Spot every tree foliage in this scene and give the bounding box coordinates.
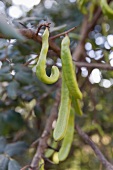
[0,0,113,170]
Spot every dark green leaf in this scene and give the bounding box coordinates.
[0,137,7,153]
[0,15,25,40]
[0,73,12,82]
[34,105,42,117]
[13,64,32,72]
[7,81,20,99]
[0,154,9,170]
[0,66,11,73]
[8,159,21,170]
[0,50,7,60]
[0,110,24,135]
[0,100,6,107]
[15,71,33,85]
[4,141,28,157]
[17,42,32,55]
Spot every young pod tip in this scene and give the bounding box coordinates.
[62,35,70,46]
[43,27,49,39]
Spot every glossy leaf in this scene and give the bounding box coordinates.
[0,137,7,153]
[0,110,24,135]
[4,141,28,157]
[0,73,12,82]
[8,159,21,170]
[0,154,9,170]
[15,71,33,85]
[7,81,20,99]
[0,15,25,40]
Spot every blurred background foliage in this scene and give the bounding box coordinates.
[0,0,113,169]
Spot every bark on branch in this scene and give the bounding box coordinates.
[74,61,113,71]
[76,125,113,170]
[29,90,60,170]
[0,29,60,56]
[72,6,102,61]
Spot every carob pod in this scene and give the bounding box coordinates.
[61,35,82,100]
[58,107,75,161]
[36,28,59,84]
[53,73,71,141]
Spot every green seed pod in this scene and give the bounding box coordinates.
[77,0,88,14]
[53,73,71,141]
[100,0,113,19]
[88,2,96,21]
[72,97,83,116]
[36,28,59,84]
[58,107,75,161]
[61,35,82,100]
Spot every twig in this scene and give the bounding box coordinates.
[31,139,40,148]
[0,28,60,56]
[73,61,113,70]
[38,86,59,102]
[20,29,60,56]
[29,90,60,170]
[19,22,28,28]
[72,6,102,61]
[76,124,113,170]
[17,17,42,23]
[13,130,26,142]
[36,22,51,35]
[47,145,59,152]
[50,26,77,40]
[21,165,30,170]
[23,57,37,66]
[43,156,55,165]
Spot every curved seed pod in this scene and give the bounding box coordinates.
[100,0,113,18]
[72,97,83,116]
[53,73,71,141]
[61,35,82,100]
[36,28,59,84]
[58,107,75,161]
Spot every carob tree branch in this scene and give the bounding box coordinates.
[24,56,113,71]
[50,26,77,40]
[0,26,77,57]
[72,16,88,61]
[19,29,61,56]
[74,61,113,70]
[29,89,60,170]
[72,7,102,61]
[0,29,60,56]
[76,125,113,170]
